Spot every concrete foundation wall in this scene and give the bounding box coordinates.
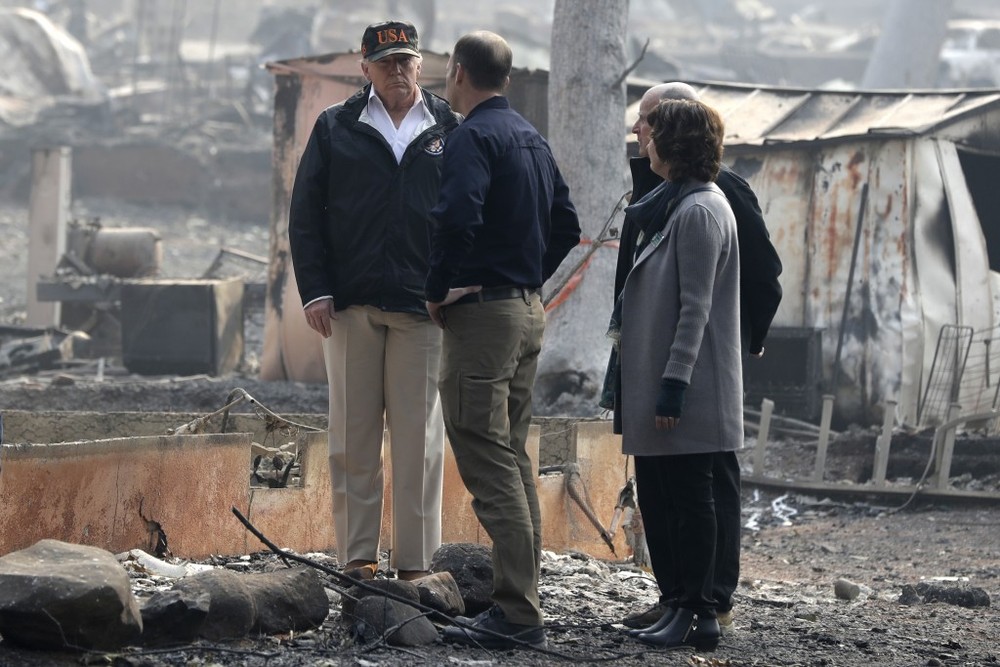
[1,433,259,557]
[0,412,631,561]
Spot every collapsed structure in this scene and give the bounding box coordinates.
[669,82,1000,426]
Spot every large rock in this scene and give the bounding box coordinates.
[415,571,465,617]
[0,539,142,650]
[243,567,329,634]
[172,569,255,640]
[140,589,211,647]
[340,579,419,625]
[898,583,991,608]
[352,597,438,647]
[833,578,861,601]
[168,567,330,642]
[430,543,494,615]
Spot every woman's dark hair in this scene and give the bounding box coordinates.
[452,31,512,91]
[647,99,725,182]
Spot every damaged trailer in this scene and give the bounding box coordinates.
[668,82,1000,427]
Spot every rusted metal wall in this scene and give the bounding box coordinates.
[0,432,338,559]
[731,134,996,425]
[682,83,1000,426]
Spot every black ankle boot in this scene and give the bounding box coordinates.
[637,608,720,651]
[626,605,677,637]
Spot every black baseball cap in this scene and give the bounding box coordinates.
[361,21,420,62]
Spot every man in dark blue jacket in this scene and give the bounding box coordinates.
[425,31,580,651]
[288,20,459,583]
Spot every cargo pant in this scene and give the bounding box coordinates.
[438,290,546,626]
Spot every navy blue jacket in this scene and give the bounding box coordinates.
[425,96,580,301]
[288,85,460,315]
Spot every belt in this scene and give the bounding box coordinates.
[451,286,540,306]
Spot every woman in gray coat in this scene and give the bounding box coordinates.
[617,99,742,651]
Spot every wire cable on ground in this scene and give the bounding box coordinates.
[231,507,660,662]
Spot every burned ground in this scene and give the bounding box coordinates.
[0,491,996,666]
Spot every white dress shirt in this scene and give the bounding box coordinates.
[360,86,436,163]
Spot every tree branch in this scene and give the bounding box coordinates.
[613,38,649,89]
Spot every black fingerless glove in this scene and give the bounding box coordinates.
[655,378,688,418]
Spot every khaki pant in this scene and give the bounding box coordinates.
[322,306,444,571]
[439,293,546,626]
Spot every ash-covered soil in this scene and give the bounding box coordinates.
[0,373,330,416]
[0,492,997,667]
[0,195,308,414]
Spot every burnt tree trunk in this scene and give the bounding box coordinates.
[537,0,629,416]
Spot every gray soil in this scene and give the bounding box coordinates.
[0,492,997,666]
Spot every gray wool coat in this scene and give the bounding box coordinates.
[619,181,744,457]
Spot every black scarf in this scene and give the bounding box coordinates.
[630,179,681,261]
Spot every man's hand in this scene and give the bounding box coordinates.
[425,286,483,329]
[304,299,337,338]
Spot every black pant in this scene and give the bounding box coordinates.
[635,450,741,615]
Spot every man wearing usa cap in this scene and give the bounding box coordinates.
[288,20,461,582]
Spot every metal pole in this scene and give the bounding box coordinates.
[207,0,221,94]
[831,182,869,395]
[131,0,147,110]
[164,0,187,119]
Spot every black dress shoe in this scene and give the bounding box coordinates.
[637,608,720,652]
[442,605,546,650]
[626,605,677,637]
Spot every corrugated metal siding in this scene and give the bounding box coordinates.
[731,150,814,325]
[858,140,912,423]
[909,139,955,425]
[691,84,1000,423]
[628,83,1000,148]
[733,136,940,424]
[938,139,996,416]
[805,145,872,331]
